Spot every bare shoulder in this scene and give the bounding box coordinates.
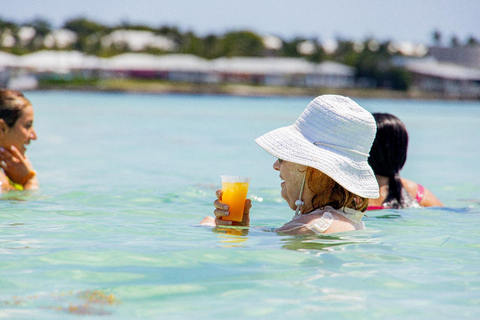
[324,211,357,234]
[421,188,444,207]
[276,212,330,235]
[400,177,418,196]
[401,177,443,207]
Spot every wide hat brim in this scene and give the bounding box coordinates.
[255,124,379,199]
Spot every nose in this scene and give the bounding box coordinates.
[30,127,37,140]
[273,159,280,171]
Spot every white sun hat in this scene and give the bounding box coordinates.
[255,94,379,199]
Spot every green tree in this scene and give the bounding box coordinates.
[450,35,460,47]
[26,18,51,37]
[0,17,18,52]
[218,31,264,57]
[116,22,154,32]
[432,29,442,46]
[157,25,183,48]
[330,39,355,63]
[280,37,307,58]
[384,67,411,91]
[179,31,204,56]
[0,17,16,30]
[23,18,51,50]
[63,17,107,36]
[466,35,479,46]
[304,45,326,63]
[63,17,108,53]
[337,38,401,89]
[201,34,222,59]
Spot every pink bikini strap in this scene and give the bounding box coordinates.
[416,184,425,204]
[366,206,384,211]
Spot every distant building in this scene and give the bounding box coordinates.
[1,50,356,90]
[6,73,38,91]
[17,27,37,46]
[101,30,177,52]
[403,58,480,99]
[101,53,212,82]
[0,51,18,69]
[211,57,312,86]
[307,61,355,88]
[101,53,168,78]
[44,29,78,49]
[429,46,480,69]
[392,46,480,99]
[0,29,16,48]
[211,57,355,88]
[0,51,18,87]
[0,51,39,90]
[101,54,355,88]
[17,50,101,74]
[157,55,214,83]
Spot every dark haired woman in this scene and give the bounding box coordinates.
[367,113,442,210]
[0,89,38,191]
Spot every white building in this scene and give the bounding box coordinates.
[101,52,162,77]
[101,30,177,52]
[404,58,480,99]
[156,54,213,83]
[429,46,480,69]
[44,29,78,49]
[0,51,18,70]
[307,61,355,88]
[101,53,212,82]
[1,29,16,48]
[2,50,357,89]
[17,50,101,74]
[211,57,355,87]
[0,51,39,90]
[211,57,312,86]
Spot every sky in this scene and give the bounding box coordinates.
[2,0,480,45]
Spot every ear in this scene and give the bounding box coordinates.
[0,119,8,138]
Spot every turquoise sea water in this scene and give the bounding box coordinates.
[1,91,480,319]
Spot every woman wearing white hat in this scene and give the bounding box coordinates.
[201,95,379,234]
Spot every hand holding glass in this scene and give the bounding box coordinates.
[220,175,250,222]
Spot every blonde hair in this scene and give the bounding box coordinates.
[305,167,369,212]
[0,89,32,127]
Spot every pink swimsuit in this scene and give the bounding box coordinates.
[367,184,425,211]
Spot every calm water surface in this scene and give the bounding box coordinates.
[1,91,480,319]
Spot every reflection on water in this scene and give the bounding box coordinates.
[280,233,378,252]
[0,289,119,317]
[213,226,249,247]
[209,224,382,252]
[0,190,35,201]
[372,213,402,219]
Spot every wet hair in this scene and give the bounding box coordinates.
[368,113,409,208]
[306,167,369,212]
[0,89,32,127]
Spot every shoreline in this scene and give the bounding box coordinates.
[31,79,478,101]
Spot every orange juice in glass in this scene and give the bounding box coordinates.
[220,175,250,222]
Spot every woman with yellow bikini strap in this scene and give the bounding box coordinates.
[0,89,39,192]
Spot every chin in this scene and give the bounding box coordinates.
[281,194,296,210]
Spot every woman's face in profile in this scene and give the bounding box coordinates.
[273,159,307,210]
[1,105,37,155]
